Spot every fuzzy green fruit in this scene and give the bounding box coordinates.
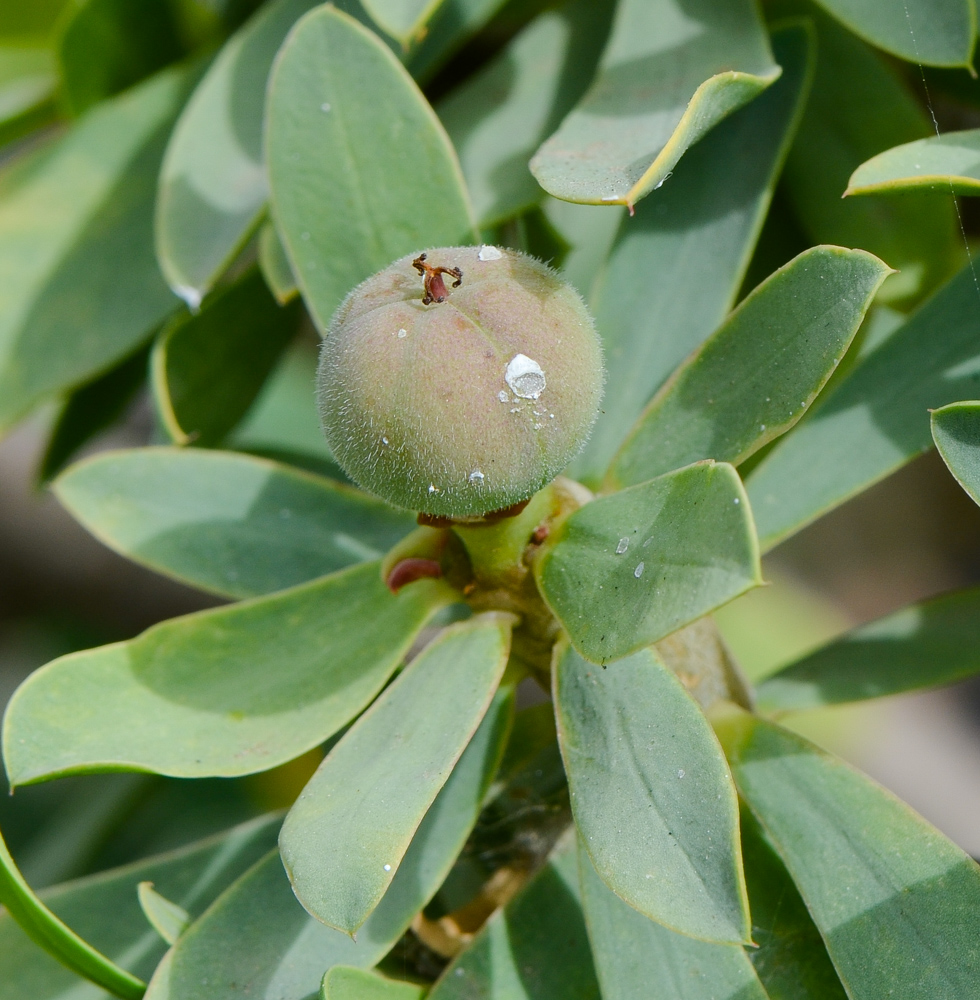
[317,246,603,517]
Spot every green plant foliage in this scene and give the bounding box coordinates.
[555,643,747,944]
[0,814,280,1000]
[739,811,848,999]
[745,262,980,550]
[606,246,890,489]
[429,833,601,1000]
[0,66,184,434]
[933,399,980,502]
[56,0,184,117]
[530,0,780,207]
[53,448,414,598]
[136,883,190,945]
[403,0,509,83]
[37,342,149,483]
[846,129,980,196]
[322,966,425,1000]
[266,4,476,331]
[810,0,975,67]
[149,690,512,1000]
[570,23,814,484]
[757,586,980,711]
[438,0,614,227]
[721,711,980,1000]
[536,462,761,664]
[258,220,298,303]
[361,0,446,46]
[775,0,960,305]
[281,615,513,933]
[0,45,56,144]
[2,563,452,783]
[156,0,318,306]
[151,269,301,448]
[578,842,769,1000]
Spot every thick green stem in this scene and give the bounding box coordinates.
[0,825,146,998]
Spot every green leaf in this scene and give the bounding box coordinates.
[744,261,980,551]
[361,0,446,46]
[2,561,451,783]
[151,269,301,448]
[810,0,975,67]
[149,690,513,1000]
[281,614,512,933]
[0,66,185,435]
[38,342,149,484]
[933,400,980,503]
[437,0,614,227]
[322,966,424,1000]
[266,4,476,332]
[429,832,600,1000]
[155,0,319,306]
[756,585,980,712]
[555,643,748,944]
[529,0,780,207]
[740,810,848,1000]
[578,840,768,1000]
[719,710,980,1000]
[570,23,814,485]
[403,0,508,84]
[775,1,960,305]
[0,44,56,142]
[606,246,890,490]
[846,129,980,196]
[53,447,414,598]
[56,0,184,117]
[0,813,280,1000]
[258,219,299,304]
[536,462,761,664]
[137,883,190,945]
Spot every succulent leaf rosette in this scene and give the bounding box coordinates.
[1,2,980,1000]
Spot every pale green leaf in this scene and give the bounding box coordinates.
[0,66,184,434]
[322,966,424,1000]
[266,4,476,332]
[570,24,814,484]
[529,0,780,207]
[535,462,761,664]
[428,832,601,1000]
[404,0,509,84]
[2,562,452,783]
[0,814,280,1000]
[774,0,960,305]
[847,129,980,196]
[606,246,890,489]
[258,219,299,304]
[720,711,980,1000]
[756,585,980,711]
[151,269,301,448]
[745,262,980,551]
[437,0,614,227]
[281,615,512,933]
[933,400,980,504]
[740,810,848,1000]
[53,448,414,598]
[361,0,446,46]
[136,883,190,945]
[578,841,768,1000]
[555,643,748,944]
[811,0,975,67]
[0,44,56,138]
[155,0,319,305]
[148,690,513,1000]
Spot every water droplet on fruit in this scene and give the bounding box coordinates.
[478,245,503,261]
[616,537,629,554]
[505,354,546,399]
[634,562,645,578]
[381,436,389,445]
[468,469,484,485]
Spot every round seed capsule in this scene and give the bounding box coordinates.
[317,246,603,517]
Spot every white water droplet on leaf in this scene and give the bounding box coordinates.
[383,864,391,871]
[616,537,629,554]
[478,245,503,261]
[505,354,546,399]
[321,102,331,112]
[634,562,644,578]
[173,284,203,312]
[677,769,685,779]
